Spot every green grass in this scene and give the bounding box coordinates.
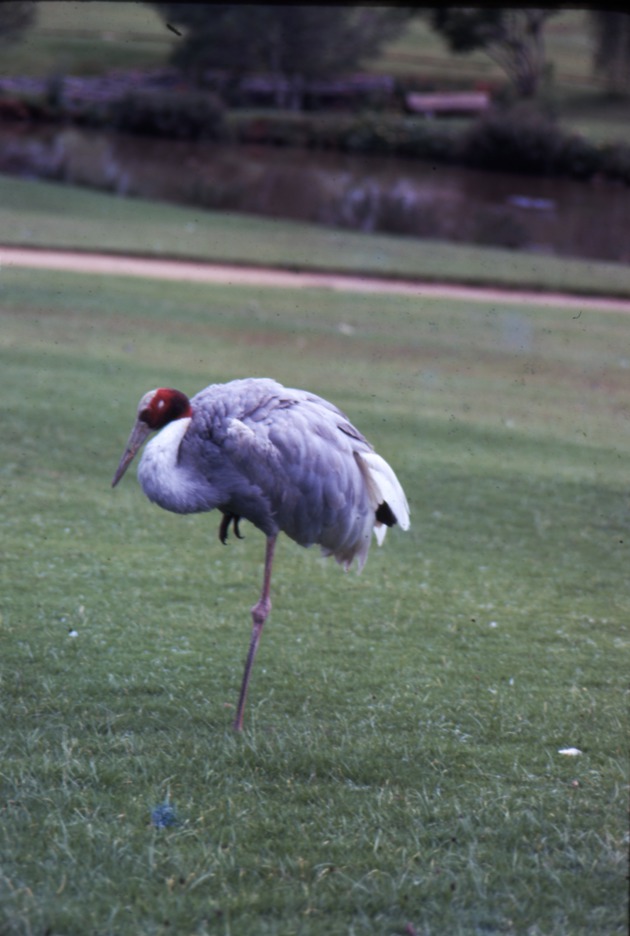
[1,1,171,76]
[1,264,628,935]
[3,173,630,300]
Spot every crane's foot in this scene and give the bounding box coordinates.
[219,512,243,544]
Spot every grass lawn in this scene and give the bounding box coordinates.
[0,263,628,935]
[1,1,171,76]
[3,174,630,300]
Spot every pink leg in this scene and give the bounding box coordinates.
[233,535,277,732]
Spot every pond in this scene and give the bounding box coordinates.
[1,123,628,263]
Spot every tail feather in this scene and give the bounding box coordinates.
[355,451,410,545]
[322,452,409,571]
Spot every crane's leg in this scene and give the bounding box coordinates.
[233,534,277,732]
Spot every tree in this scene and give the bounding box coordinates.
[0,0,36,45]
[588,11,630,97]
[426,8,558,98]
[150,4,411,108]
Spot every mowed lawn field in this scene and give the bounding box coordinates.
[3,175,630,300]
[0,259,628,934]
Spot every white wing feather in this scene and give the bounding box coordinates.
[355,451,410,546]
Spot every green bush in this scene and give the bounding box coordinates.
[108,88,225,140]
[555,132,600,179]
[231,107,630,183]
[459,106,564,175]
[228,111,459,161]
[459,105,612,181]
[337,114,457,160]
[229,111,323,148]
[392,118,459,161]
[600,141,630,185]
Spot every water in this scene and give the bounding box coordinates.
[1,122,628,263]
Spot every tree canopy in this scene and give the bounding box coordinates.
[426,8,558,98]
[151,4,411,107]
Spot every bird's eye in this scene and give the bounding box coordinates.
[157,399,165,409]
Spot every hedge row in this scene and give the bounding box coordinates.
[107,89,225,140]
[2,87,630,185]
[107,92,630,185]
[227,108,630,185]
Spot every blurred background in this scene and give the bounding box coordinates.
[1,1,629,265]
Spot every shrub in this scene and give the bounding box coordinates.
[108,88,225,141]
[393,119,459,162]
[228,111,458,161]
[600,141,630,185]
[459,106,565,175]
[229,112,323,148]
[555,133,600,180]
[458,104,628,183]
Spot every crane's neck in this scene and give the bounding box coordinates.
[137,417,207,514]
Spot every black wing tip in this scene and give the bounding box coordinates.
[375,501,397,528]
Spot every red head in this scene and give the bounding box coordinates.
[137,388,192,430]
[112,388,192,487]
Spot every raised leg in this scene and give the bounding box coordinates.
[232,535,277,732]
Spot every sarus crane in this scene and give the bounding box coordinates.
[112,378,409,730]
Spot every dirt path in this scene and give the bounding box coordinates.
[1,245,630,313]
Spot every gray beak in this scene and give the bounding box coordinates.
[112,420,151,487]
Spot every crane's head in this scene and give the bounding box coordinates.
[112,388,192,487]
